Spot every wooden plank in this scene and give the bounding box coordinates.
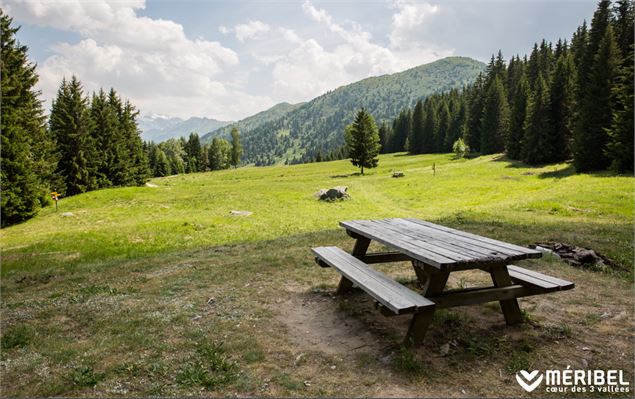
[389,219,510,261]
[312,247,434,314]
[403,218,541,257]
[507,265,574,290]
[367,220,481,262]
[337,235,371,294]
[429,285,536,308]
[340,220,456,269]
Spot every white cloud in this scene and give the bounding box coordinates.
[266,1,452,103]
[0,0,277,120]
[389,0,440,49]
[218,20,271,42]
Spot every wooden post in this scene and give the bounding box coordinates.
[405,308,435,346]
[490,265,523,325]
[432,163,436,176]
[336,234,371,294]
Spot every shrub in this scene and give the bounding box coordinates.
[452,138,470,158]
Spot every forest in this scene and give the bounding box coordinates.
[377,0,633,173]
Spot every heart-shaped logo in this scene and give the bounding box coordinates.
[516,370,544,392]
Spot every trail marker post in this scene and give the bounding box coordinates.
[51,192,60,211]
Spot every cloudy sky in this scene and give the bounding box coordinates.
[2,0,597,121]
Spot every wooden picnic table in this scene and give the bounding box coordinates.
[312,218,574,345]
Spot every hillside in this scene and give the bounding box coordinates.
[201,102,304,142]
[1,154,632,396]
[139,114,232,142]
[215,56,485,165]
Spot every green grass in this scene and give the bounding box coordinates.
[1,153,633,396]
[2,153,632,275]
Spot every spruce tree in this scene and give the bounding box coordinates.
[421,99,437,153]
[378,122,392,154]
[230,127,243,168]
[121,99,148,184]
[1,12,54,226]
[522,74,551,164]
[573,24,620,171]
[90,89,121,187]
[186,133,201,172]
[435,99,450,152]
[606,46,634,172]
[344,108,381,174]
[409,100,425,154]
[480,76,510,154]
[507,72,529,160]
[50,77,97,195]
[547,53,577,162]
[465,74,485,152]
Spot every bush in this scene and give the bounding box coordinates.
[452,138,470,158]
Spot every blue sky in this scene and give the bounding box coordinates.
[2,0,597,121]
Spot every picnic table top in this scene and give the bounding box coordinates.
[340,218,541,270]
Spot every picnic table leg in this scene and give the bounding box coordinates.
[336,235,371,294]
[405,308,435,347]
[405,262,448,345]
[489,265,523,325]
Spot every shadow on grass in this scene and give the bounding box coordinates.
[330,172,364,178]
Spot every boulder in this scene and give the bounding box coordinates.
[315,186,349,201]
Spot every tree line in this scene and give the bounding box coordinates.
[0,11,244,227]
[144,128,242,177]
[378,0,633,173]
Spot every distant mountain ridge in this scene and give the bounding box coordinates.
[204,56,486,165]
[201,101,303,143]
[139,114,232,142]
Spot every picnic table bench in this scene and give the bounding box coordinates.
[312,218,574,346]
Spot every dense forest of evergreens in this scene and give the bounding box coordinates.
[374,0,633,173]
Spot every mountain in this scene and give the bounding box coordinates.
[138,114,232,142]
[201,101,304,142]
[211,56,485,165]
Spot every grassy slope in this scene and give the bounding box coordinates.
[1,153,633,396]
[2,153,632,273]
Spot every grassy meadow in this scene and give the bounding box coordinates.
[1,153,633,396]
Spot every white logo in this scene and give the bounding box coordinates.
[516,370,544,392]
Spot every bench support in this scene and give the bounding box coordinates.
[489,265,523,325]
[336,236,371,294]
[405,308,436,346]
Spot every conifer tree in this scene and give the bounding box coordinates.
[50,76,97,195]
[186,132,201,172]
[1,12,55,226]
[465,74,485,152]
[435,99,450,152]
[230,127,243,168]
[344,108,381,174]
[90,89,121,187]
[120,99,148,184]
[606,44,634,172]
[522,74,551,164]
[378,122,392,153]
[408,100,425,153]
[507,72,529,160]
[573,23,620,171]
[421,98,437,153]
[480,76,509,154]
[547,53,577,162]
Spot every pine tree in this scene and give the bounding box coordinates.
[186,132,201,172]
[378,122,392,153]
[522,74,551,164]
[90,89,121,187]
[480,76,510,154]
[209,137,232,170]
[547,53,577,162]
[606,45,634,172]
[573,23,621,171]
[1,12,54,226]
[154,147,171,177]
[507,72,529,160]
[408,100,425,154]
[435,99,450,152]
[465,74,485,152]
[344,108,381,174]
[50,76,97,195]
[230,127,243,168]
[421,98,437,153]
[121,99,148,184]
